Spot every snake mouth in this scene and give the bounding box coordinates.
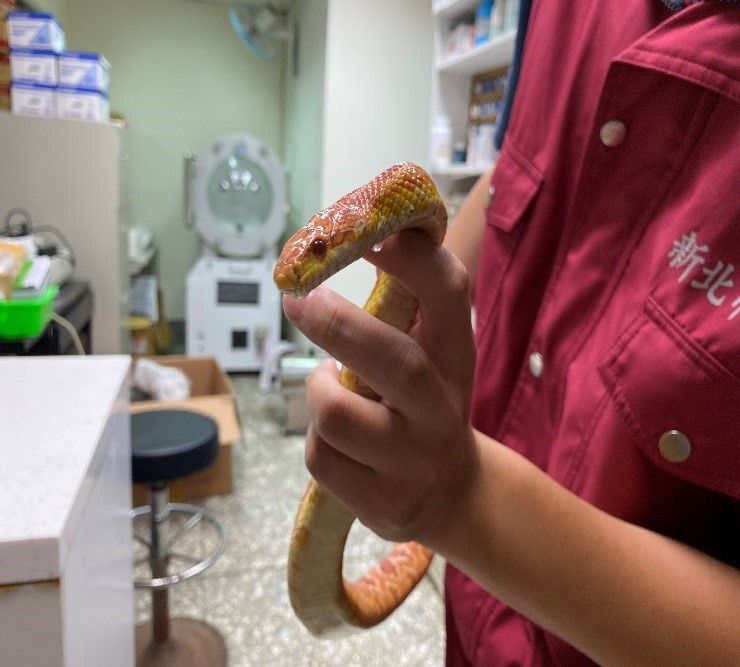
[279,283,316,299]
[273,268,298,293]
[274,266,325,298]
[274,240,370,298]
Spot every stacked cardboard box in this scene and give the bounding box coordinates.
[6,10,64,116]
[0,1,14,112]
[130,356,241,504]
[5,9,110,121]
[57,51,109,121]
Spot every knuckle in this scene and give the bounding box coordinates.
[305,367,320,394]
[312,389,348,439]
[385,494,423,535]
[304,431,327,479]
[446,257,470,300]
[397,343,429,388]
[321,299,350,346]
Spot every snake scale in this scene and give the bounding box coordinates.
[273,162,448,638]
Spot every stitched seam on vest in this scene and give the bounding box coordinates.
[549,85,718,435]
[645,297,739,381]
[597,313,653,444]
[621,45,740,104]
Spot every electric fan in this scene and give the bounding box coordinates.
[229,3,294,65]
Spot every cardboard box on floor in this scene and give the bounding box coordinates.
[130,356,241,505]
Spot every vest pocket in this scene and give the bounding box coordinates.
[598,296,740,500]
[485,142,544,232]
[475,142,544,339]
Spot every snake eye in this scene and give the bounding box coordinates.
[310,238,328,257]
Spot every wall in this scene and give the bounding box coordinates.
[320,0,434,307]
[31,0,433,330]
[282,0,327,237]
[40,0,285,319]
[280,0,433,350]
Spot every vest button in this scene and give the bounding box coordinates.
[599,120,627,147]
[658,430,691,463]
[528,352,544,378]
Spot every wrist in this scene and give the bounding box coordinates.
[427,431,531,587]
[420,425,488,553]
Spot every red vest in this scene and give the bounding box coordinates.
[446,3,740,664]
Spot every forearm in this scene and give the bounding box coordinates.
[442,168,492,297]
[434,430,740,666]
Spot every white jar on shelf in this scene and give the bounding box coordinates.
[475,123,496,166]
[430,116,452,169]
[466,124,479,166]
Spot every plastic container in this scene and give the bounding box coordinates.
[506,0,521,30]
[446,21,474,55]
[492,0,507,34]
[452,141,467,164]
[0,284,58,340]
[430,116,452,168]
[475,0,494,45]
[467,125,479,165]
[475,123,496,166]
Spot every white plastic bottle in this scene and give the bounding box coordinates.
[430,116,452,169]
[467,125,479,165]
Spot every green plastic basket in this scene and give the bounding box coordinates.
[0,285,59,340]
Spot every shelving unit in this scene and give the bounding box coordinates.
[433,0,481,20]
[433,163,490,179]
[429,1,516,202]
[436,30,515,75]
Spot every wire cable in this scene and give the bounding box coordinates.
[51,312,86,355]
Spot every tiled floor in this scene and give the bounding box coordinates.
[134,374,445,666]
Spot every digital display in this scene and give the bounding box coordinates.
[218,281,259,305]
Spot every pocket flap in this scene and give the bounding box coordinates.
[598,297,740,499]
[486,143,544,232]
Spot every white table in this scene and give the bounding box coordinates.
[0,356,134,666]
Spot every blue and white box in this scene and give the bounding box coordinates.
[9,49,58,85]
[6,12,66,53]
[57,86,109,122]
[58,52,110,92]
[10,82,57,117]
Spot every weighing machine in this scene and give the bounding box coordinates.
[185,134,286,371]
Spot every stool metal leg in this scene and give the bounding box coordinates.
[149,483,170,644]
[133,484,228,667]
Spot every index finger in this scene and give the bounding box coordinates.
[282,286,445,416]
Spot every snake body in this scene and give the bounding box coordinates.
[273,162,448,637]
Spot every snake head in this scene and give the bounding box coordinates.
[274,162,446,297]
[273,210,366,297]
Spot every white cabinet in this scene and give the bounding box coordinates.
[0,112,130,353]
[0,356,134,666]
[429,0,515,204]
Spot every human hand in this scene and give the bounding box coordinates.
[282,229,479,547]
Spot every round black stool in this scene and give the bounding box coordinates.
[131,410,227,667]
